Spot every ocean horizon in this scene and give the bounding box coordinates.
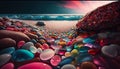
[0,14,84,21]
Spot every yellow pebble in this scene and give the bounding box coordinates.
[71,49,78,55]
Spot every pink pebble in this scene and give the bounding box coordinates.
[58,50,66,56]
[40,49,55,60]
[67,41,72,46]
[50,55,61,66]
[98,67,106,69]
[42,43,49,50]
[18,62,52,69]
[1,63,14,69]
[17,41,25,48]
[6,27,15,31]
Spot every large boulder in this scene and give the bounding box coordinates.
[76,2,120,32]
[0,30,30,43]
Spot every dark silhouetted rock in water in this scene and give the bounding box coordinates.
[76,2,120,32]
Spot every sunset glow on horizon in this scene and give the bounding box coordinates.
[61,1,116,14]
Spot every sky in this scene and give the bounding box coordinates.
[0,1,117,14]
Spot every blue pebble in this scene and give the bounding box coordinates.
[0,47,15,55]
[83,38,95,44]
[59,57,74,66]
[77,54,93,63]
[79,46,90,53]
[66,47,72,52]
[12,49,34,62]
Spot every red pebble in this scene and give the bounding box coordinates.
[67,41,72,46]
[100,39,109,46]
[17,41,25,48]
[88,49,99,55]
[1,62,14,69]
[41,43,49,50]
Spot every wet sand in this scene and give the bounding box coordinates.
[12,19,78,33]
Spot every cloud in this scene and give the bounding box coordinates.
[61,1,116,14]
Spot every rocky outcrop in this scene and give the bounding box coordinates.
[76,2,120,32]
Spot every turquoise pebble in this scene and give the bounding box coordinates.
[66,47,72,52]
[0,54,11,66]
[0,47,15,55]
[12,49,34,62]
[79,46,90,53]
[83,38,95,44]
[59,57,74,66]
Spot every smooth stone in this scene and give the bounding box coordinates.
[35,43,42,48]
[80,62,97,69]
[46,38,55,44]
[71,49,78,56]
[17,41,25,48]
[66,47,72,52]
[6,22,12,26]
[77,54,93,63]
[61,56,66,59]
[84,43,99,48]
[109,44,120,49]
[41,43,49,50]
[25,32,38,39]
[99,39,109,46]
[98,33,108,39]
[0,54,11,66]
[0,38,16,50]
[0,63,14,69]
[6,27,15,31]
[59,57,74,66]
[40,49,55,60]
[37,48,42,53]
[74,43,83,49]
[0,47,15,55]
[82,38,95,44]
[98,67,106,69]
[29,46,37,53]
[12,49,34,62]
[0,30,30,42]
[18,62,52,69]
[101,45,118,58]
[29,39,37,44]
[50,55,61,66]
[79,46,90,53]
[67,41,72,46]
[22,42,34,50]
[58,50,66,56]
[61,64,76,69]
[75,36,84,42]
[65,52,71,57]
[93,58,104,66]
[14,57,40,68]
[88,49,98,55]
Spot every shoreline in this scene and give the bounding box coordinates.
[11,19,78,33]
